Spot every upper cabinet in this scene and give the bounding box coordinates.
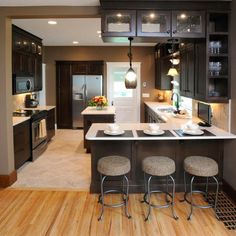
[137,10,205,38]
[101,10,136,38]
[12,25,43,94]
[172,11,205,38]
[137,11,171,37]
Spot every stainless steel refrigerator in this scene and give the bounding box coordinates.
[72,75,103,128]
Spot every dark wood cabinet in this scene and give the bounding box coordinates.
[56,63,72,129]
[144,104,165,123]
[12,25,43,94]
[56,61,104,129]
[179,43,195,98]
[155,44,172,90]
[46,108,56,141]
[101,10,136,38]
[83,114,115,152]
[13,120,31,169]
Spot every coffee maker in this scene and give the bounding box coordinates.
[25,94,39,108]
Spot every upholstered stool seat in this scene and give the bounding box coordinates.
[142,156,178,221]
[98,155,131,176]
[142,156,175,176]
[97,155,131,221]
[182,156,219,220]
[184,156,218,177]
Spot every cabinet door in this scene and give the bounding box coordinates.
[12,51,22,76]
[72,63,87,75]
[101,10,136,37]
[46,108,55,141]
[34,56,42,91]
[194,40,206,100]
[172,11,205,38]
[137,10,171,37]
[179,43,194,98]
[88,62,104,75]
[56,63,72,129]
[14,120,31,169]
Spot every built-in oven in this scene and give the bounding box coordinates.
[31,110,48,161]
[13,76,34,94]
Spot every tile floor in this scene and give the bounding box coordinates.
[11,129,91,190]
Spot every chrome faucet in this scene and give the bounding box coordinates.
[171,92,180,111]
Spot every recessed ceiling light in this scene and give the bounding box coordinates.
[97,30,101,34]
[150,13,155,18]
[73,41,79,44]
[117,13,122,17]
[48,20,57,25]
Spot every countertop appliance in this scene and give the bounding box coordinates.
[72,75,103,128]
[13,109,48,161]
[25,94,39,108]
[13,76,34,94]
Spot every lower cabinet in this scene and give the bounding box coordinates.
[145,104,165,123]
[46,108,56,141]
[13,120,31,169]
[83,114,115,152]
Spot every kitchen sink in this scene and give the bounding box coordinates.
[156,107,175,113]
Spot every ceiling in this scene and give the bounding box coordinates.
[13,18,155,46]
[0,0,100,6]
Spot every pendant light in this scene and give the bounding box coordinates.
[125,37,137,89]
[167,42,179,77]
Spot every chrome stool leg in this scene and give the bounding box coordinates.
[145,175,153,221]
[187,176,195,221]
[169,175,179,220]
[212,176,219,220]
[123,175,132,219]
[166,176,169,203]
[205,177,209,200]
[98,175,107,221]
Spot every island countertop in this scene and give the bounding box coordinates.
[86,123,236,141]
[81,106,116,115]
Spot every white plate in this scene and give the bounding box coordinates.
[143,129,165,136]
[104,130,125,136]
[182,129,204,135]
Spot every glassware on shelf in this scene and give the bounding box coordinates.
[209,61,222,76]
[209,41,222,54]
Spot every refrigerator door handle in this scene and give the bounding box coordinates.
[84,84,88,104]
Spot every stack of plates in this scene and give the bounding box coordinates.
[143,129,165,136]
[104,129,125,136]
[182,129,204,135]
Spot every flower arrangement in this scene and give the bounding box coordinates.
[88,96,108,109]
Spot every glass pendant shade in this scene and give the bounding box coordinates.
[125,37,137,89]
[167,67,179,77]
[125,67,137,88]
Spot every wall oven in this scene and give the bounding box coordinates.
[13,76,34,94]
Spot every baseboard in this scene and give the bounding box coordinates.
[223,179,236,203]
[0,170,17,187]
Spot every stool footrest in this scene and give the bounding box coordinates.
[143,190,173,209]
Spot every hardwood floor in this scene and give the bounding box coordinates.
[0,189,235,236]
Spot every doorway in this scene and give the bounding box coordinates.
[107,62,141,123]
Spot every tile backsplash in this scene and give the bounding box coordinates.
[12,93,28,111]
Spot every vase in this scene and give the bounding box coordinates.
[96,105,103,110]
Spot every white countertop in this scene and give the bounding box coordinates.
[86,123,236,141]
[86,102,236,140]
[24,105,56,111]
[12,117,30,126]
[81,106,116,115]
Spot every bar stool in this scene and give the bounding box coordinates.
[142,156,178,221]
[182,156,219,220]
[97,155,131,221]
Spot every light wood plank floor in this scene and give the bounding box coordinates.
[0,189,235,236]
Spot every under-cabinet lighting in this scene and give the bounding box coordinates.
[73,41,79,45]
[97,30,101,34]
[48,20,57,25]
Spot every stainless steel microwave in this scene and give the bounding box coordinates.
[13,76,34,94]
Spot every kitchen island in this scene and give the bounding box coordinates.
[81,106,116,152]
[86,122,236,193]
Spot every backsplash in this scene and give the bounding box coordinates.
[12,94,27,111]
[192,99,229,131]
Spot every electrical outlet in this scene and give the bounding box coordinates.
[142,93,150,98]
[143,82,147,88]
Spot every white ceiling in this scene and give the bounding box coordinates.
[0,0,100,6]
[13,18,155,46]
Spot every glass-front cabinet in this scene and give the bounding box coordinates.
[137,11,171,37]
[101,10,136,37]
[172,11,205,38]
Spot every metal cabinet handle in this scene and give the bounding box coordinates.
[166,30,170,34]
[172,30,177,34]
